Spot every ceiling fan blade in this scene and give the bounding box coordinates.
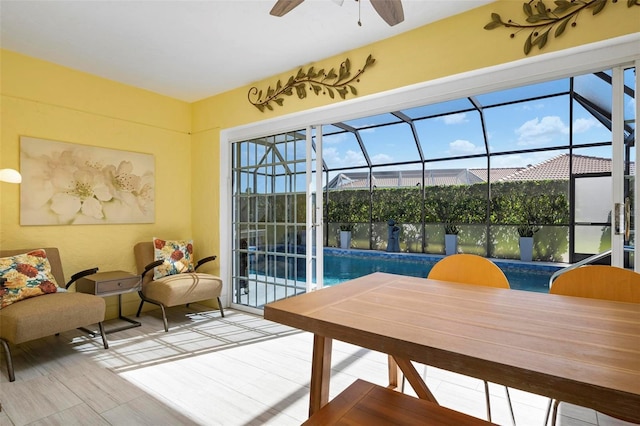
[270,0,305,17]
[370,0,404,26]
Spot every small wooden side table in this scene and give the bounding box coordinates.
[76,270,142,334]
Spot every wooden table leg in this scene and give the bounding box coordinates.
[393,355,438,403]
[387,354,401,390]
[309,335,332,417]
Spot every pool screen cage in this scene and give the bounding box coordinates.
[231,66,636,309]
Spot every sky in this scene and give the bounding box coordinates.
[234,67,636,193]
[319,68,636,174]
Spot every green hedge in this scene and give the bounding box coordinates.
[327,180,569,226]
[490,180,569,225]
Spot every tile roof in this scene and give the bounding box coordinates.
[498,154,629,181]
[327,154,632,189]
[469,168,523,182]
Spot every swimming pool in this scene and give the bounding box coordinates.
[323,249,564,293]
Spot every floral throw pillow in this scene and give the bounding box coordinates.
[153,238,195,279]
[0,249,60,309]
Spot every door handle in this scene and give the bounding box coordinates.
[625,196,631,241]
[615,202,624,235]
[614,198,631,239]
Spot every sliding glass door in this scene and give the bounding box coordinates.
[611,66,637,268]
[230,127,323,309]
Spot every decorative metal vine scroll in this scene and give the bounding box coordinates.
[248,55,375,112]
[485,0,639,55]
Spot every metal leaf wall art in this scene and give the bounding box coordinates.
[248,55,376,112]
[485,0,639,55]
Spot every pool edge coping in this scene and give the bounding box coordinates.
[324,248,568,272]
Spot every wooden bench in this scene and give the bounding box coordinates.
[302,379,494,425]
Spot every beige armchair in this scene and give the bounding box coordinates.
[134,241,224,332]
[0,247,108,382]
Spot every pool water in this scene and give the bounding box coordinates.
[323,251,562,293]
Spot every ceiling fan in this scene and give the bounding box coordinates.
[270,0,405,27]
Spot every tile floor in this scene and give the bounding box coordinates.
[0,306,633,426]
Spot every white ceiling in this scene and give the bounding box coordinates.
[0,0,492,102]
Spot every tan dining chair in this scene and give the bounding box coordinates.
[545,264,640,426]
[423,254,516,425]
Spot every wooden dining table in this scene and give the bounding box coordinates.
[263,272,640,421]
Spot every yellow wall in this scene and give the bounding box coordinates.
[190,2,639,236]
[191,0,639,132]
[1,0,638,318]
[0,50,194,316]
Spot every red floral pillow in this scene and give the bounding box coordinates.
[153,238,195,279]
[0,249,60,309]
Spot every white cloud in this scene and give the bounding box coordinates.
[448,139,483,156]
[572,117,598,133]
[521,103,545,111]
[343,149,366,165]
[370,153,394,164]
[437,113,467,125]
[323,133,350,145]
[323,148,367,168]
[516,115,568,145]
[627,97,637,115]
[322,146,340,163]
[491,154,524,168]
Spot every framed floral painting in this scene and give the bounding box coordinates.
[20,136,155,225]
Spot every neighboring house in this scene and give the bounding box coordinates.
[326,154,630,189]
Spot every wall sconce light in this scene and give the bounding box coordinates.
[0,168,22,184]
